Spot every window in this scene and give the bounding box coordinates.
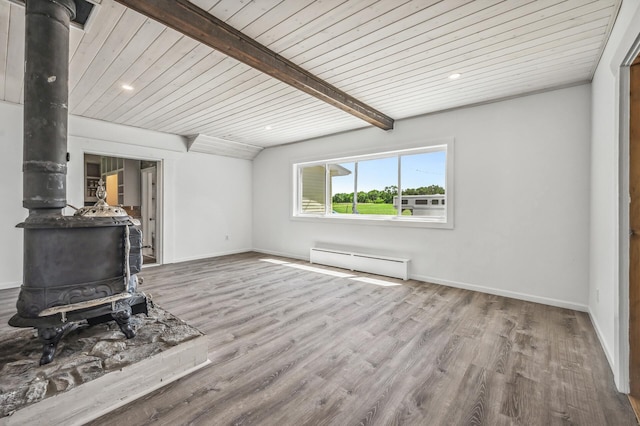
[293,141,453,227]
[330,162,354,214]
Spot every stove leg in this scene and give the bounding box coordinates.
[37,324,69,365]
[112,304,135,339]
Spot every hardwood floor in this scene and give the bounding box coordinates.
[0,252,636,425]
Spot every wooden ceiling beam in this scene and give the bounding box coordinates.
[113,0,394,130]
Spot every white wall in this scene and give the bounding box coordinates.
[171,151,252,262]
[0,103,25,289]
[589,0,640,392]
[253,85,592,311]
[0,100,253,288]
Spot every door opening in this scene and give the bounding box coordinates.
[140,164,158,264]
[628,53,640,415]
[83,154,161,266]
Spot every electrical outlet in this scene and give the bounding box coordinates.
[225,235,229,241]
[596,288,600,303]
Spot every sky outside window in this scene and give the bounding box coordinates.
[401,151,446,192]
[357,157,398,193]
[332,150,445,194]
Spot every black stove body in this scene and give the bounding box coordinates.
[8,0,148,365]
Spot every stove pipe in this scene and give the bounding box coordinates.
[23,0,75,218]
[11,0,147,365]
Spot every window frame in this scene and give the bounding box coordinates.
[291,138,454,229]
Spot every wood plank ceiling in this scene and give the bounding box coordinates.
[0,0,622,149]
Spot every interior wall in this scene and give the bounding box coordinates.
[0,100,253,288]
[0,103,25,289]
[589,0,640,392]
[253,84,592,311]
[171,150,253,263]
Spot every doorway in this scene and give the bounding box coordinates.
[83,154,161,266]
[629,53,640,413]
[140,162,158,264]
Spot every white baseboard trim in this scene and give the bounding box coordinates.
[252,248,310,262]
[3,249,588,312]
[170,248,253,264]
[588,308,617,381]
[407,273,589,312]
[0,281,20,290]
[252,249,588,312]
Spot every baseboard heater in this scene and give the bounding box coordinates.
[309,247,409,280]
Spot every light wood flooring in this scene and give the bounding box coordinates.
[0,252,636,425]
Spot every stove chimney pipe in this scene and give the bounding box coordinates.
[23,0,76,217]
[11,0,147,366]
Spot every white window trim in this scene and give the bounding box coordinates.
[291,138,454,229]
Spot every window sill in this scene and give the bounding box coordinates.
[291,214,453,229]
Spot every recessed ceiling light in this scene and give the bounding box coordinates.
[121,84,134,91]
[265,125,272,130]
[448,73,461,80]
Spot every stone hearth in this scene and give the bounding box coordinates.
[0,305,209,425]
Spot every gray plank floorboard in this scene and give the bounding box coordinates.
[0,252,635,425]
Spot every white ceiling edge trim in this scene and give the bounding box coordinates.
[186,133,263,161]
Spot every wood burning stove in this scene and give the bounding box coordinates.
[9,182,149,365]
[8,0,148,365]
